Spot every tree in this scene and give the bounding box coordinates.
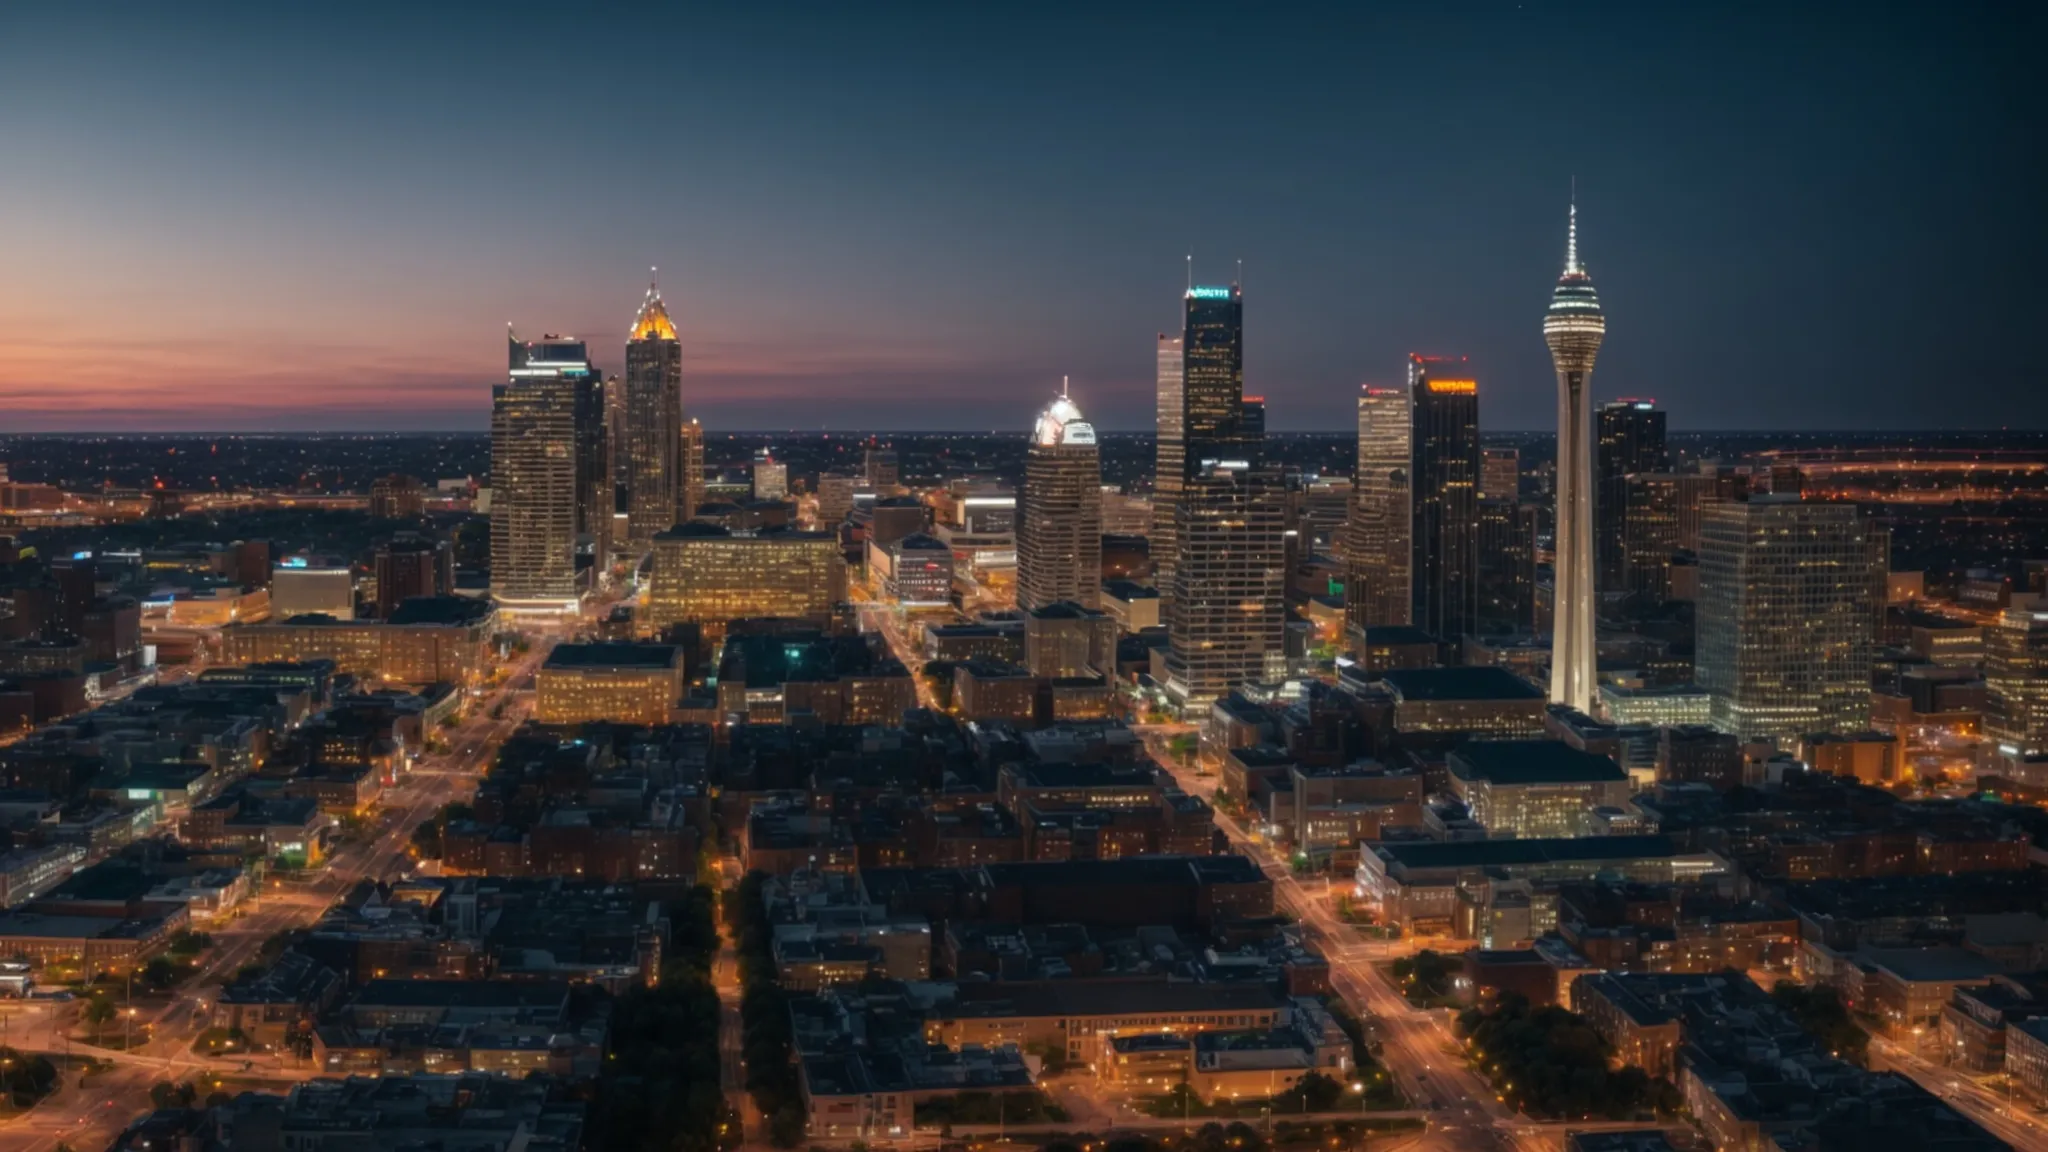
[144,957,185,991]
[167,931,212,958]
[83,996,117,1044]
[1772,981,1870,1065]
[1391,949,1458,1003]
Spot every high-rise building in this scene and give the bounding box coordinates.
[1545,203,1606,714]
[1481,448,1520,501]
[1409,356,1479,646]
[1620,472,1717,599]
[679,418,705,523]
[865,446,900,490]
[754,450,788,502]
[1344,385,1412,636]
[1165,460,1285,707]
[1017,387,1103,611]
[644,524,845,645]
[1150,334,1185,592]
[373,535,455,619]
[1154,284,1243,596]
[624,279,683,546]
[815,472,857,527]
[491,331,585,609]
[1597,400,1668,590]
[1986,608,2048,774]
[1475,499,1536,635]
[574,362,612,570]
[1696,497,1882,744]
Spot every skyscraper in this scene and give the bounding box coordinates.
[1545,202,1606,713]
[1166,460,1286,705]
[679,418,705,523]
[625,278,683,547]
[1696,496,1882,744]
[1985,608,2048,774]
[1151,334,1185,591]
[1596,400,1668,590]
[753,450,788,501]
[1475,498,1536,634]
[1408,355,1479,646]
[1017,385,1103,611]
[1481,447,1520,501]
[491,331,585,609]
[574,365,611,570]
[1344,385,1412,636]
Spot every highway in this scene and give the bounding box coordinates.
[1871,1034,2048,1150]
[0,637,556,1152]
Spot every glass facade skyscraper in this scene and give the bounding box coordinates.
[1408,355,1479,646]
[1018,388,1103,611]
[491,332,588,609]
[1344,385,1412,635]
[1597,399,1668,591]
[624,280,684,547]
[1696,496,1881,744]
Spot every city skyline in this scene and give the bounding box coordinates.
[2,3,2040,434]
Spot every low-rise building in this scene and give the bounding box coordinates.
[535,642,684,726]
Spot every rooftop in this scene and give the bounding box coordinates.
[543,642,681,671]
[1449,740,1627,786]
[1379,666,1544,702]
[1375,834,1686,873]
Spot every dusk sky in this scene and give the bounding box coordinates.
[1,2,2039,434]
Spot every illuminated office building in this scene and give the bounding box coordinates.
[1697,497,1881,744]
[1597,400,1668,591]
[1475,498,1536,634]
[1165,460,1286,708]
[536,642,684,726]
[1408,356,1479,645]
[574,368,611,568]
[644,524,845,644]
[1481,448,1519,501]
[372,535,454,619]
[490,331,586,609]
[882,533,955,607]
[815,473,857,527]
[625,277,684,546]
[679,418,705,523]
[1621,473,1717,599]
[1985,608,2048,773]
[1017,387,1103,611]
[1151,334,1185,592]
[754,450,788,502]
[1545,204,1606,713]
[1344,385,1411,635]
[222,596,497,688]
[272,563,355,620]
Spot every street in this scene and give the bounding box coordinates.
[0,637,556,1152]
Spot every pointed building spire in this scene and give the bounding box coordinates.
[1062,374,1070,399]
[1564,188,1583,276]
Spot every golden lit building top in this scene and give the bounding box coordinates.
[628,273,680,342]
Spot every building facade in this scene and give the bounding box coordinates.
[1017,390,1103,611]
[624,280,684,547]
[1165,460,1285,707]
[1696,497,1882,744]
[643,525,845,642]
[1408,355,1479,646]
[1596,400,1668,591]
[491,333,589,609]
[1344,385,1412,636]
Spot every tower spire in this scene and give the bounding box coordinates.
[1062,374,1070,399]
[1564,189,1582,276]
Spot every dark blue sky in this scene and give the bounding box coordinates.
[0,1,2039,432]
